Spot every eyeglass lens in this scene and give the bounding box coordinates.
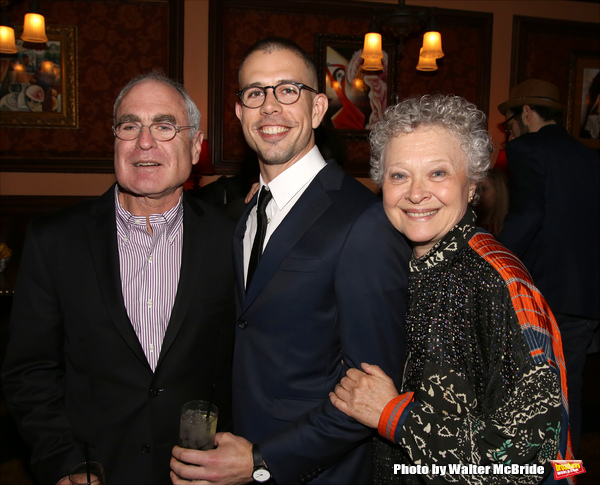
[114,122,179,141]
[240,83,312,108]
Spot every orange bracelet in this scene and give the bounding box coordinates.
[378,392,414,441]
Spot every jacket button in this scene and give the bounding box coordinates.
[149,387,162,397]
[141,444,151,454]
[238,320,248,329]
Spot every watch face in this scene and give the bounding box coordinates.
[253,468,271,482]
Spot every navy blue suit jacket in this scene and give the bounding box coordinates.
[2,186,236,484]
[232,161,411,484]
[498,124,600,319]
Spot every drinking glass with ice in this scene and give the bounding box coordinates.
[179,400,218,450]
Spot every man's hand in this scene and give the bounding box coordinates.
[170,432,253,484]
[329,362,399,429]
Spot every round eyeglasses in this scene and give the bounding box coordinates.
[112,122,194,142]
[237,82,318,109]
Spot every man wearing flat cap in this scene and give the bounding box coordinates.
[498,78,600,455]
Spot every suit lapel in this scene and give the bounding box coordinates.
[242,162,343,309]
[157,193,208,366]
[86,186,149,367]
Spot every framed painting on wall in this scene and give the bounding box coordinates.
[0,0,183,173]
[314,34,395,141]
[567,51,600,150]
[0,25,78,129]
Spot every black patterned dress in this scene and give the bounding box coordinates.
[372,209,572,485]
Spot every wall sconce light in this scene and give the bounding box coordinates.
[361,32,384,72]
[22,13,47,43]
[0,0,48,53]
[416,47,437,71]
[362,0,443,72]
[0,24,18,53]
[0,4,18,53]
[420,9,444,60]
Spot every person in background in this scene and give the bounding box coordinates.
[330,94,573,484]
[1,71,236,484]
[498,78,600,454]
[170,37,411,485]
[473,167,509,237]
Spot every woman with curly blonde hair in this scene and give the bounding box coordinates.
[331,94,573,484]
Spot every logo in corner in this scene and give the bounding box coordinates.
[551,460,586,480]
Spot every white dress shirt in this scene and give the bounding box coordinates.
[243,145,327,287]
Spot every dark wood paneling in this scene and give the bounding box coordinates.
[510,16,600,96]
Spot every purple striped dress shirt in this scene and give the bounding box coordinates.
[115,188,183,371]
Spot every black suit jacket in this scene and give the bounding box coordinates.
[232,161,411,484]
[1,186,236,484]
[498,124,600,319]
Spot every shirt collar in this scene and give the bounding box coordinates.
[258,145,327,211]
[114,185,184,240]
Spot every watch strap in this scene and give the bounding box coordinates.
[252,443,271,482]
[252,443,265,469]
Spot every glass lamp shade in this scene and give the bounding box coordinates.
[420,31,444,59]
[416,48,437,71]
[21,13,48,43]
[361,32,384,71]
[0,25,18,54]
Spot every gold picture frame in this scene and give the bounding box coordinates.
[0,24,78,129]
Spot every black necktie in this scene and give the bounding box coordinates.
[247,187,273,287]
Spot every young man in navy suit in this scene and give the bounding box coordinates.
[171,38,411,484]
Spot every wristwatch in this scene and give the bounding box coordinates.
[252,443,271,482]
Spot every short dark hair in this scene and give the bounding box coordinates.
[510,104,563,125]
[238,37,318,89]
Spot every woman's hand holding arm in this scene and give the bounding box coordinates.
[329,362,400,429]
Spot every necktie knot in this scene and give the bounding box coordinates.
[257,186,273,213]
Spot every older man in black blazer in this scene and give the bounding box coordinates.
[1,72,236,484]
[498,79,600,454]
